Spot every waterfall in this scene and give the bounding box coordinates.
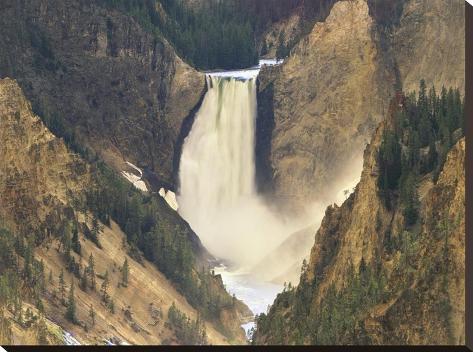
[177,73,290,267]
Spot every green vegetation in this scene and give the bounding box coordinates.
[0,227,60,343]
[87,254,97,291]
[59,270,66,305]
[99,0,258,70]
[378,82,464,223]
[100,270,110,304]
[84,162,234,323]
[121,258,129,287]
[167,302,207,345]
[253,259,388,345]
[98,0,336,69]
[65,280,77,323]
[89,304,96,327]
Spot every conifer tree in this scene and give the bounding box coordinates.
[36,314,49,345]
[87,254,96,290]
[121,258,129,287]
[101,270,109,303]
[80,266,88,292]
[89,304,96,327]
[63,224,72,261]
[109,299,115,314]
[66,279,76,323]
[71,225,81,255]
[59,269,66,305]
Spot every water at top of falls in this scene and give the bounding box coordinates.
[206,58,283,80]
[177,59,294,268]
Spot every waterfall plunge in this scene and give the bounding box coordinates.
[178,75,291,268]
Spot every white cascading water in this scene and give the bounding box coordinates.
[177,61,361,332]
[178,72,291,268]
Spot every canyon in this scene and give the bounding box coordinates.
[0,0,466,346]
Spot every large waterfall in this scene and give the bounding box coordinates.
[178,71,290,267]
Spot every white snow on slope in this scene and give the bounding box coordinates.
[121,161,148,192]
[159,188,179,211]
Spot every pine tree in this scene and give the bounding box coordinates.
[101,270,109,303]
[121,258,129,287]
[89,304,96,327]
[109,299,115,314]
[276,32,287,60]
[23,241,32,281]
[80,266,88,292]
[59,269,66,305]
[261,40,268,56]
[92,216,101,238]
[71,225,81,255]
[66,279,76,323]
[87,254,96,290]
[63,224,72,261]
[36,315,49,345]
[48,270,53,285]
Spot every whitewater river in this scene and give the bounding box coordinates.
[213,265,283,339]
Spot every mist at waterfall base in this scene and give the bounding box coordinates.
[176,61,363,325]
[177,74,300,269]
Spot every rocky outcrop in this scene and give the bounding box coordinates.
[256,0,394,210]
[259,13,303,58]
[255,0,465,212]
[393,0,465,94]
[0,0,205,189]
[0,78,90,234]
[257,0,337,58]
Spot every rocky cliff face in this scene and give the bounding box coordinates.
[256,0,464,211]
[253,98,465,344]
[0,0,205,189]
[257,0,337,58]
[0,78,90,234]
[256,0,394,210]
[392,0,465,94]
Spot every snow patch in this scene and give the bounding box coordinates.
[125,161,143,178]
[121,161,148,192]
[159,188,179,211]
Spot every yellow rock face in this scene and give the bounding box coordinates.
[0,78,90,231]
[258,0,394,210]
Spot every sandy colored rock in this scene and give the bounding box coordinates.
[256,0,394,210]
[256,0,465,212]
[393,0,465,94]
